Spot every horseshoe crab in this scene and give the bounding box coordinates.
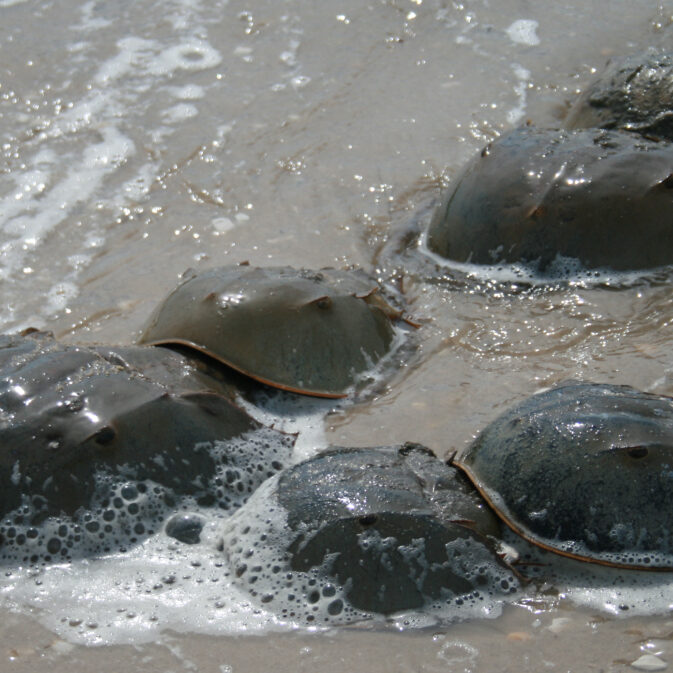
[140,265,406,398]
[565,49,673,141]
[426,126,673,273]
[219,444,518,622]
[0,331,293,562]
[452,381,673,569]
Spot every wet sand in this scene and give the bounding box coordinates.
[4,604,673,672]
[2,0,673,670]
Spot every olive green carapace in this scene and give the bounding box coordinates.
[453,381,673,569]
[139,266,399,397]
[0,331,261,519]
[426,127,673,273]
[565,49,673,141]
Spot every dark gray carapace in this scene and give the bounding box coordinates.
[220,444,518,621]
[565,48,673,141]
[427,127,673,274]
[453,381,673,569]
[0,331,292,530]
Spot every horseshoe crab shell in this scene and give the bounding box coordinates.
[452,381,673,569]
[565,49,673,141]
[220,444,518,621]
[139,266,402,398]
[0,331,292,525]
[426,126,673,273]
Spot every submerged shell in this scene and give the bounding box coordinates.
[0,331,292,525]
[565,49,673,141]
[426,127,673,273]
[139,266,400,398]
[220,444,518,621]
[453,381,673,569]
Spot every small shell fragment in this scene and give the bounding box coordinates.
[631,654,668,672]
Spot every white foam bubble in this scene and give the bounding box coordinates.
[46,281,79,314]
[149,40,222,75]
[166,84,206,100]
[279,39,301,68]
[1,528,285,646]
[418,228,663,288]
[506,64,531,125]
[45,91,117,138]
[94,37,158,85]
[0,425,295,644]
[163,103,199,123]
[436,640,480,667]
[73,0,113,31]
[503,529,673,617]
[505,19,540,46]
[235,390,333,463]
[164,0,225,31]
[119,162,159,203]
[212,217,235,234]
[351,320,414,394]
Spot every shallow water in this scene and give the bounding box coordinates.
[3,0,673,669]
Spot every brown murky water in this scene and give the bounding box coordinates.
[3,0,673,670]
